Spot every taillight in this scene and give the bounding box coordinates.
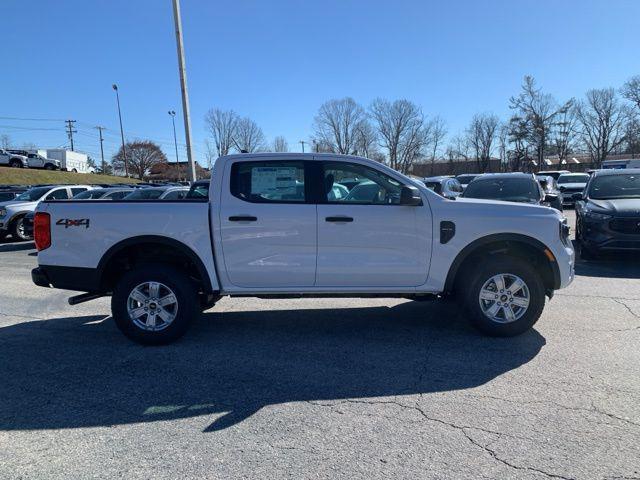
[34,212,51,251]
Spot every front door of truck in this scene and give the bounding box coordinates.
[219,159,317,288]
[315,161,431,287]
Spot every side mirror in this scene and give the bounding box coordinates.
[400,185,422,206]
[572,192,583,201]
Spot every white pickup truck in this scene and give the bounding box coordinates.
[31,153,574,344]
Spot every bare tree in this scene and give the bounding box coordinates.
[509,76,572,168]
[272,136,289,152]
[444,135,470,175]
[623,116,640,158]
[426,116,447,175]
[204,139,216,170]
[621,75,640,112]
[112,140,167,179]
[552,102,578,164]
[370,98,428,173]
[0,134,10,149]
[313,97,366,154]
[575,88,629,166]
[497,124,509,172]
[466,113,499,172]
[505,115,531,172]
[204,108,238,158]
[234,117,266,153]
[352,120,379,158]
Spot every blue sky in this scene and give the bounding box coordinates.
[2,0,639,165]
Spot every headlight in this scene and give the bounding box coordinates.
[559,218,571,245]
[0,208,6,217]
[584,210,612,221]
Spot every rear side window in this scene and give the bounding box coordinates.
[46,189,70,200]
[106,191,130,200]
[230,161,305,203]
[71,188,87,196]
[162,190,186,200]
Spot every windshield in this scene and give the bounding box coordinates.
[456,175,477,184]
[558,174,589,184]
[589,174,640,200]
[14,186,51,202]
[124,189,165,200]
[463,178,541,203]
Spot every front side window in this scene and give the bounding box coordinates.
[71,188,88,196]
[324,162,402,205]
[230,161,305,203]
[106,190,131,200]
[162,190,186,200]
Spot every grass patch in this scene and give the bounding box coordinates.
[0,168,139,186]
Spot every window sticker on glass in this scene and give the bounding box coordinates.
[251,167,298,196]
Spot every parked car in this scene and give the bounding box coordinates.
[0,185,92,240]
[455,174,481,190]
[31,153,574,345]
[73,188,134,200]
[537,170,570,180]
[25,152,61,170]
[0,149,29,168]
[574,169,640,259]
[461,173,561,211]
[557,173,590,206]
[601,158,640,170]
[0,186,28,202]
[422,176,463,199]
[185,180,210,199]
[535,176,563,211]
[123,186,189,200]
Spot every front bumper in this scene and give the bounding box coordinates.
[581,217,640,252]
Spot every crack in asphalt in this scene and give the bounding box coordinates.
[307,398,575,480]
[469,393,640,429]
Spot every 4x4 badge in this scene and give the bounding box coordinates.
[56,218,90,229]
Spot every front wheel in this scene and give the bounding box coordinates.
[9,159,23,168]
[112,264,199,345]
[11,216,31,241]
[44,163,55,170]
[464,256,545,337]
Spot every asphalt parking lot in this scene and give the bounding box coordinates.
[1,210,639,480]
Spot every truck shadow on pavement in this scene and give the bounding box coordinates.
[0,301,545,433]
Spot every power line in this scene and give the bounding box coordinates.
[0,116,65,122]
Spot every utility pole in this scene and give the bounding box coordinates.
[299,140,306,153]
[112,84,129,177]
[168,110,180,181]
[95,126,106,173]
[171,0,197,182]
[65,120,77,151]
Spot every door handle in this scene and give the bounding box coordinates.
[228,215,257,222]
[325,216,353,223]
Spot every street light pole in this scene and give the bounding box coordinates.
[168,111,179,163]
[112,84,129,177]
[171,0,196,182]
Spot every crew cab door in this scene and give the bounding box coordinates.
[316,160,431,287]
[219,159,317,288]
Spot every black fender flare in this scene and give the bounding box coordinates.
[444,233,561,293]
[97,235,214,293]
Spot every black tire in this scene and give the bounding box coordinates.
[9,159,23,168]
[463,255,545,337]
[11,216,31,241]
[44,163,55,170]
[112,264,199,345]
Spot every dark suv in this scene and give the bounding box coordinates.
[574,169,640,259]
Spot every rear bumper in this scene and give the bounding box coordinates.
[32,265,101,292]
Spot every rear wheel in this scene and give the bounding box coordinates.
[112,264,199,345]
[9,159,23,168]
[463,255,545,336]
